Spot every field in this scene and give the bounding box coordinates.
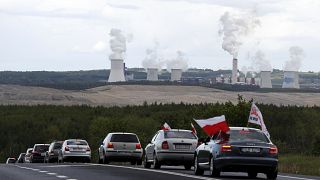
[279,154,320,176]
[0,84,319,106]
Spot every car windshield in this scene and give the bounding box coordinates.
[53,143,62,149]
[229,129,269,143]
[164,131,197,139]
[110,134,139,143]
[34,145,49,152]
[67,140,88,146]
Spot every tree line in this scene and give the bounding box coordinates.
[0,97,319,162]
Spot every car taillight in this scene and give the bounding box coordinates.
[65,146,70,151]
[162,141,169,149]
[269,146,278,154]
[221,144,232,152]
[86,147,91,151]
[136,143,141,149]
[107,143,114,149]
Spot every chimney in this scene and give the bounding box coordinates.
[108,58,126,82]
[232,58,238,84]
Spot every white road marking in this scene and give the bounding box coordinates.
[278,175,318,180]
[39,170,48,173]
[44,164,94,168]
[14,165,76,180]
[47,172,57,175]
[56,175,68,178]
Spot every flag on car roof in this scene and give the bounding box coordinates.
[161,122,171,131]
[194,115,230,136]
[191,122,197,135]
[248,103,270,138]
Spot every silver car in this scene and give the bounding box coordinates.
[98,133,143,165]
[144,129,198,169]
[58,139,91,163]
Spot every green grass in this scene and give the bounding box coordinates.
[279,154,320,176]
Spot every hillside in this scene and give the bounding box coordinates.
[0,84,319,106]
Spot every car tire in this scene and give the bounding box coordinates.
[194,155,204,175]
[130,160,136,165]
[184,163,192,170]
[103,155,109,164]
[153,153,161,169]
[144,155,151,168]
[98,151,103,164]
[266,170,278,180]
[137,159,143,166]
[209,157,220,177]
[248,171,258,179]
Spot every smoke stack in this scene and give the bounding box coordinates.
[147,68,158,81]
[171,69,182,81]
[282,71,300,89]
[108,59,125,82]
[260,71,272,88]
[232,58,238,84]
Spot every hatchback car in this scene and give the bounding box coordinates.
[30,144,50,163]
[24,148,33,163]
[6,158,16,164]
[144,129,198,169]
[194,127,278,179]
[98,133,143,165]
[58,139,91,163]
[17,153,26,163]
[44,141,63,163]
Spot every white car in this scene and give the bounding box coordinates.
[144,129,198,169]
[58,139,91,163]
[24,148,33,163]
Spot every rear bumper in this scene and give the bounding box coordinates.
[105,150,143,161]
[63,151,91,159]
[214,156,278,172]
[157,151,194,163]
[31,155,45,162]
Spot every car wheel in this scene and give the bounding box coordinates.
[248,171,258,179]
[266,170,278,180]
[130,160,136,165]
[153,153,161,169]
[184,163,192,170]
[137,159,143,166]
[144,154,151,168]
[194,155,204,175]
[209,157,220,177]
[98,152,103,164]
[103,155,109,164]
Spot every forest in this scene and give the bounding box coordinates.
[1,96,319,163]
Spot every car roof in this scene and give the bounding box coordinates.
[109,132,137,135]
[64,139,87,142]
[34,144,50,146]
[229,127,261,131]
[160,129,193,132]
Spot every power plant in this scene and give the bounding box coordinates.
[232,58,238,84]
[108,59,126,82]
[147,68,158,81]
[260,71,272,88]
[282,71,300,89]
[171,69,182,81]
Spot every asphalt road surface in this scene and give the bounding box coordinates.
[0,163,319,180]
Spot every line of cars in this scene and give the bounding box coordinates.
[6,127,278,179]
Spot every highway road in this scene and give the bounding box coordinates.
[0,163,319,180]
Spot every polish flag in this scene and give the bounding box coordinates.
[191,123,197,135]
[194,115,230,136]
[162,122,171,131]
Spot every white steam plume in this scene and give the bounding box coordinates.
[109,28,129,60]
[252,50,272,72]
[166,51,188,72]
[219,11,260,58]
[284,46,305,71]
[142,41,164,70]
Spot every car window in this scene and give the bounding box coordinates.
[151,132,159,142]
[164,131,197,139]
[34,145,49,152]
[67,140,88,145]
[53,143,62,149]
[229,129,270,143]
[110,134,139,143]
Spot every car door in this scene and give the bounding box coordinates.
[145,131,160,160]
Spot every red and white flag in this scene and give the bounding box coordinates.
[191,123,197,135]
[194,115,230,136]
[162,122,171,131]
[248,103,270,138]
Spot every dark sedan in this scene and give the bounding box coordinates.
[194,127,278,179]
[45,141,63,163]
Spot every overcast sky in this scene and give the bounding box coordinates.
[0,0,319,72]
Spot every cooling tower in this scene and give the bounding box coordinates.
[282,71,300,89]
[232,58,238,84]
[171,69,182,81]
[108,59,126,82]
[260,71,272,88]
[147,68,158,81]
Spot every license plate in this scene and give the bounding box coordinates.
[175,145,190,150]
[241,147,260,153]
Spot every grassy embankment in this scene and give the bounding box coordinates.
[279,154,320,176]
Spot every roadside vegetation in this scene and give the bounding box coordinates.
[0,96,319,175]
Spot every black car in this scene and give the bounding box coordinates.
[45,141,63,163]
[194,127,278,179]
[30,144,50,163]
[17,153,26,163]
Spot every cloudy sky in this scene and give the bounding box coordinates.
[0,0,319,72]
